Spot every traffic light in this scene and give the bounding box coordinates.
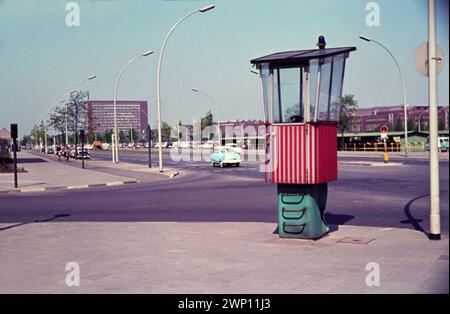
[10,124,18,139]
[79,129,85,141]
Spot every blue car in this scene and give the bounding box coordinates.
[210,147,241,167]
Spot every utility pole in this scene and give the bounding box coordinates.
[148,124,152,168]
[428,0,440,240]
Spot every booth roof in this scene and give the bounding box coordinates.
[250,47,356,66]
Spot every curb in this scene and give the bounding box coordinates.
[0,179,139,194]
[339,161,404,167]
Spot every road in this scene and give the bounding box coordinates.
[0,150,448,237]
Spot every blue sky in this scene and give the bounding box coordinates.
[0,0,448,135]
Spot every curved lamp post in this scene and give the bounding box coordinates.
[359,35,409,156]
[191,88,222,144]
[156,4,215,172]
[112,50,154,164]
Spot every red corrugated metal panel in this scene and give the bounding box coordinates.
[266,123,337,185]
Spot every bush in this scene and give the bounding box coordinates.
[0,151,14,173]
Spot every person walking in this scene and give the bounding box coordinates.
[56,145,61,162]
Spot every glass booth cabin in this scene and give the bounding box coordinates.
[251,47,356,185]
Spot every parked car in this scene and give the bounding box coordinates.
[210,147,241,167]
[425,137,449,152]
[76,150,90,160]
[46,147,55,154]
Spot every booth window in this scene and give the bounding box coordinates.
[329,55,346,121]
[258,53,348,124]
[272,67,304,123]
[260,64,271,122]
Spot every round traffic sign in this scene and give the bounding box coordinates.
[415,42,445,77]
[380,124,388,133]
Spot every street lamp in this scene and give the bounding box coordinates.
[191,88,222,145]
[156,4,215,172]
[359,35,409,156]
[112,50,154,164]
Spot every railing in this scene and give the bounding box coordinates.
[343,142,426,152]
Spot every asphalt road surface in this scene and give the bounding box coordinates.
[0,150,448,237]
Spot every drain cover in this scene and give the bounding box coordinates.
[336,237,375,245]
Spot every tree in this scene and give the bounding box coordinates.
[66,90,89,146]
[332,94,359,150]
[394,116,403,132]
[21,135,31,148]
[30,122,45,146]
[201,110,214,130]
[407,119,414,133]
[157,121,172,142]
[47,90,89,145]
[49,106,67,143]
[283,102,304,122]
[438,118,446,131]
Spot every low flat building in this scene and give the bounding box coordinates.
[352,105,449,132]
[0,128,12,152]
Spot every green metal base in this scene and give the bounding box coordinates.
[277,183,329,240]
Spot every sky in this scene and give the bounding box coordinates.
[0,0,449,136]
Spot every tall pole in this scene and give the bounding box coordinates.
[192,88,221,145]
[156,4,215,172]
[44,124,48,153]
[148,124,152,168]
[75,94,78,152]
[113,51,153,164]
[65,109,69,146]
[359,36,409,156]
[428,0,440,240]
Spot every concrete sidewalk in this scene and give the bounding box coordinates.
[0,151,139,193]
[0,221,447,294]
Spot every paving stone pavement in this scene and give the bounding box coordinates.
[0,221,447,293]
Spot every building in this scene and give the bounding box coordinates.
[84,100,148,135]
[0,128,12,153]
[352,105,449,132]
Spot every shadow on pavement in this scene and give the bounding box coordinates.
[0,214,71,232]
[17,158,48,164]
[401,190,448,238]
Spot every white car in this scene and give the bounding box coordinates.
[225,143,242,154]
